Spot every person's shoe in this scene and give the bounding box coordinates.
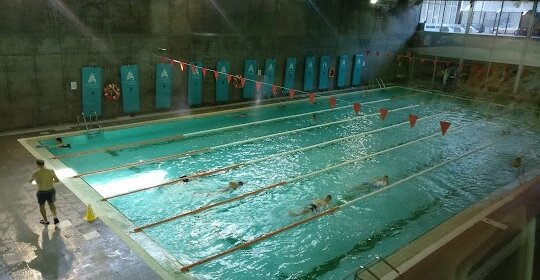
[53,218,60,224]
[40,219,50,225]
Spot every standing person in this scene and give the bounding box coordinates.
[29,159,60,225]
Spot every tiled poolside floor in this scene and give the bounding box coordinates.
[0,133,161,280]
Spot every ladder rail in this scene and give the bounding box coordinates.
[81,113,89,131]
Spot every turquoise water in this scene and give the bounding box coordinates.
[47,88,540,279]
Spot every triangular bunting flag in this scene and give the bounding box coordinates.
[226,74,232,84]
[440,121,451,135]
[214,71,219,80]
[272,85,277,96]
[379,108,388,120]
[409,114,418,128]
[202,67,207,77]
[329,97,337,109]
[190,64,195,74]
[353,102,361,115]
[309,93,315,104]
[160,56,165,64]
[180,62,185,72]
[170,59,174,65]
[289,89,295,99]
[255,81,262,91]
[240,77,246,87]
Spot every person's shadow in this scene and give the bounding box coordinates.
[27,226,73,279]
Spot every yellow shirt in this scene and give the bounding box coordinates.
[31,168,59,191]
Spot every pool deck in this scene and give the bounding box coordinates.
[0,132,162,280]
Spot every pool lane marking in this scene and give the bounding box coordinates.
[56,92,419,160]
[73,104,420,178]
[103,109,449,201]
[132,109,512,233]
[177,123,535,273]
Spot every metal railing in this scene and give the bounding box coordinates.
[342,255,403,280]
[78,111,101,132]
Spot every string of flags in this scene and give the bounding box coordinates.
[155,53,452,135]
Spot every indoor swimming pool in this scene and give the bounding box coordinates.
[28,87,540,279]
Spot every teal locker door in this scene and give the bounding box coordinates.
[155,64,172,109]
[188,61,203,106]
[81,66,102,116]
[318,56,330,90]
[352,54,364,86]
[303,57,315,91]
[283,58,296,91]
[120,65,140,113]
[337,55,348,88]
[243,59,257,99]
[215,61,230,103]
[262,59,276,97]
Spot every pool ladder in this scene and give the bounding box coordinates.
[77,111,101,132]
[375,78,386,89]
[344,256,403,280]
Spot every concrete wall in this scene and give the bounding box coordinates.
[0,0,421,132]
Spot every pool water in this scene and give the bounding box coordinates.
[42,87,540,279]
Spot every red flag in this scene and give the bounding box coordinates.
[353,102,361,115]
[329,97,337,109]
[409,114,418,128]
[420,58,425,64]
[214,71,219,80]
[289,89,295,99]
[240,77,246,87]
[226,74,232,84]
[272,85,277,96]
[309,93,315,104]
[202,67,207,77]
[440,121,451,135]
[379,108,388,120]
[255,81,262,91]
[190,64,195,74]
[180,62,185,72]
[170,59,174,65]
[161,56,165,64]
[376,51,380,57]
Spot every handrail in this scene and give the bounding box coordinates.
[93,111,101,129]
[81,112,89,131]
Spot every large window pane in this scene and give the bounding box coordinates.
[533,2,540,38]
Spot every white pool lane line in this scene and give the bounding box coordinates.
[132,108,513,233]
[74,103,421,178]
[177,123,536,273]
[103,109,450,201]
[55,91,421,160]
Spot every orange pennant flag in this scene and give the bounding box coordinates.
[226,74,232,84]
[440,121,451,135]
[202,67,207,77]
[379,108,388,120]
[409,114,418,128]
[329,97,337,109]
[353,102,361,115]
[309,93,315,104]
[214,71,219,80]
[289,89,295,99]
[190,64,195,74]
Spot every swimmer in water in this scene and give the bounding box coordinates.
[511,157,524,177]
[221,181,244,192]
[55,137,71,148]
[288,194,332,216]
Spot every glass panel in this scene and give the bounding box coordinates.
[533,2,540,38]
[497,1,535,36]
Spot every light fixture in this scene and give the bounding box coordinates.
[370,0,378,3]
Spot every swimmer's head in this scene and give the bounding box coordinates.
[515,157,521,162]
[238,181,244,186]
[55,137,62,143]
[180,175,189,182]
[383,175,389,180]
[325,194,332,201]
[35,159,45,166]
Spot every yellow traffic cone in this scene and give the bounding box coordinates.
[83,204,97,222]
